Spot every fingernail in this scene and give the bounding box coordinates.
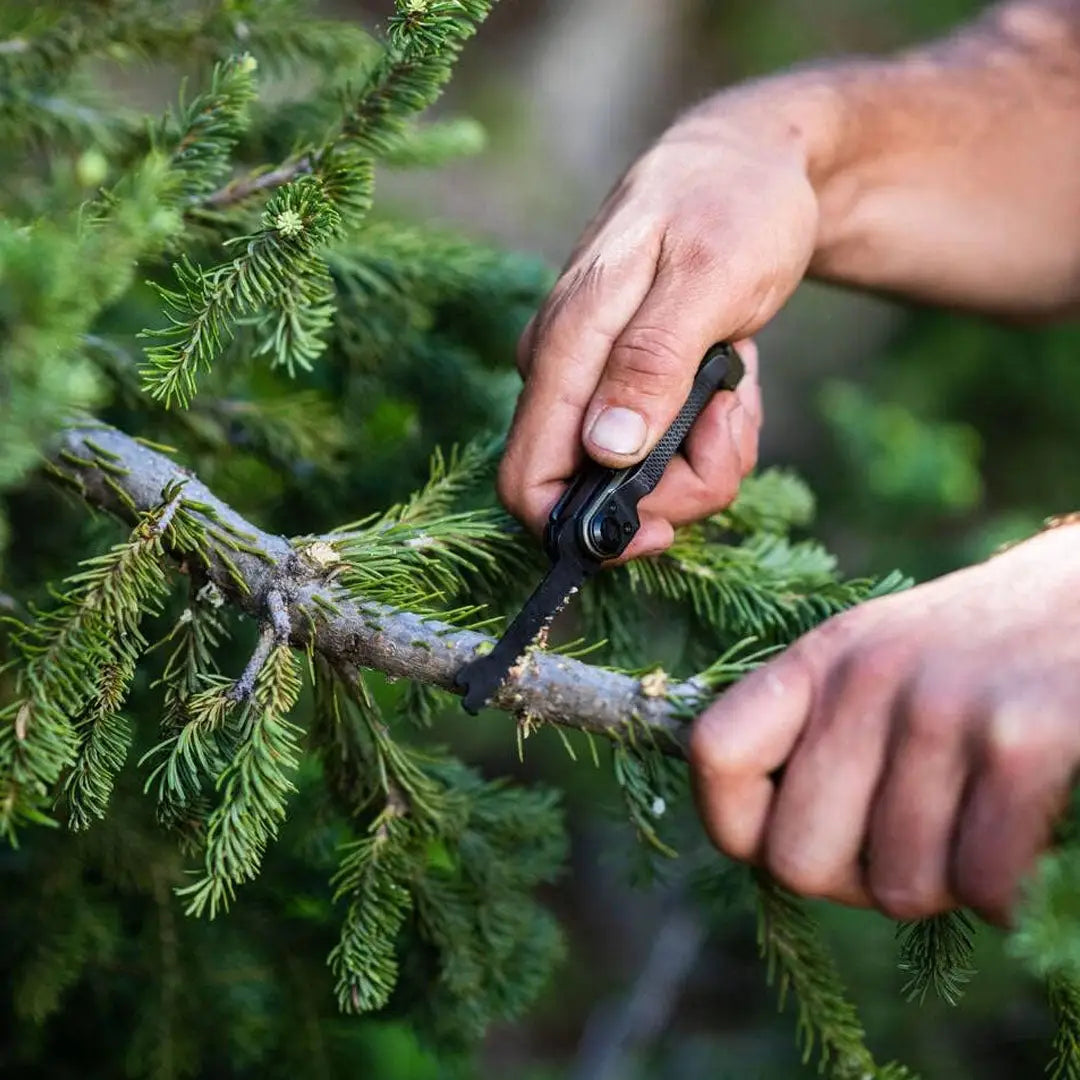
[588,407,647,456]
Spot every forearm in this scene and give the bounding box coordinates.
[686,1,1080,317]
[499,1,1080,543]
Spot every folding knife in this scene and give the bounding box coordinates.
[456,341,744,714]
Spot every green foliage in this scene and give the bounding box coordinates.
[0,1,183,82]
[577,468,910,676]
[1049,973,1080,1080]
[330,822,416,1014]
[407,765,566,1043]
[1011,847,1080,983]
[144,596,230,844]
[0,1,175,148]
[714,466,817,535]
[14,892,121,1025]
[0,156,180,495]
[611,743,684,859]
[820,380,984,514]
[179,644,305,917]
[314,663,566,1040]
[755,876,908,1079]
[62,658,135,830]
[136,0,502,413]
[297,438,533,621]
[333,220,551,338]
[156,52,259,204]
[338,1,497,156]
[0,4,575,1067]
[227,0,380,76]
[1,493,177,838]
[616,471,911,653]
[896,913,976,1006]
[2,2,1077,1078]
[141,174,347,405]
[381,115,488,167]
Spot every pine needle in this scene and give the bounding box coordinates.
[1049,973,1080,1080]
[896,913,976,1006]
[178,645,304,917]
[755,874,881,1078]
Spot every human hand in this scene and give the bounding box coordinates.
[498,86,826,557]
[690,523,1080,925]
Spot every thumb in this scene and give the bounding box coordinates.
[582,252,745,467]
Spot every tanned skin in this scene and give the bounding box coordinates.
[498,0,1080,925]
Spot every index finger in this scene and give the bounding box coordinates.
[689,647,814,862]
[498,223,662,534]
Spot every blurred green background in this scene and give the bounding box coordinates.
[357,0,1080,1076]
[11,1,1080,1077]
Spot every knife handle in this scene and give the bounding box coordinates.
[624,343,743,498]
[545,342,744,564]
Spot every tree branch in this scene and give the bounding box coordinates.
[51,424,700,755]
[200,156,312,210]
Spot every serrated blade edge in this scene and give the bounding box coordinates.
[455,558,588,714]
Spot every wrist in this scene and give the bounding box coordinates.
[670,68,851,186]
[664,63,888,272]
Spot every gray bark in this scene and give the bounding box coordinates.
[54,424,703,754]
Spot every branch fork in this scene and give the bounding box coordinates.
[52,425,700,754]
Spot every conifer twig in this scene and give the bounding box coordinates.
[228,590,288,705]
[51,424,698,753]
[201,156,313,209]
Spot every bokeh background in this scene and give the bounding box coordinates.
[11,1,1080,1077]
[341,1,1080,1077]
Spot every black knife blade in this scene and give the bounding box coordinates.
[457,555,592,714]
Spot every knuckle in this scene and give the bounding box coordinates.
[668,232,721,275]
[903,676,970,750]
[608,325,688,395]
[681,466,740,520]
[953,864,1007,918]
[531,294,571,348]
[568,252,609,303]
[867,880,940,922]
[738,430,759,477]
[771,643,818,703]
[787,623,911,728]
[764,848,835,899]
[982,703,1047,774]
[702,472,741,515]
[853,638,910,684]
[532,263,598,345]
[798,613,861,667]
[515,334,534,377]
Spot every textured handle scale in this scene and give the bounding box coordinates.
[629,343,743,496]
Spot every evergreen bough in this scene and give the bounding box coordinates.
[1,2,1078,1076]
